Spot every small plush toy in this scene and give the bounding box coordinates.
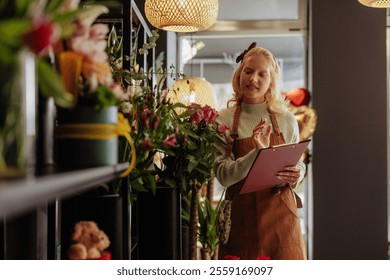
[67,220,111,260]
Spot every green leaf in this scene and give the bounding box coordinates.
[130,179,148,192]
[180,126,199,138]
[163,178,177,188]
[144,173,156,195]
[37,59,74,108]
[0,19,30,50]
[187,159,198,173]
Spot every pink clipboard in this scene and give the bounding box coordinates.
[239,139,311,195]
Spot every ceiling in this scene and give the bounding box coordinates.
[177,0,308,84]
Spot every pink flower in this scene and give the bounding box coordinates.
[139,139,153,151]
[89,24,110,41]
[153,117,160,130]
[69,24,109,64]
[202,105,219,124]
[223,255,240,260]
[61,0,81,11]
[217,124,229,134]
[190,108,204,124]
[141,107,153,129]
[257,255,271,260]
[163,134,177,147]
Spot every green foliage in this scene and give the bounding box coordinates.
[37,59,74,108]
[78,85,120,111]
[197,192,224,254]
[156,104,220,193]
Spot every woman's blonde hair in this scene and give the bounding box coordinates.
[227,46,287,113]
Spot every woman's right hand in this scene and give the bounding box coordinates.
[252,119,272,150]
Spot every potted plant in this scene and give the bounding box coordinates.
[197,194,224,260]
[107,31,187,258]
[106,24,231,259]
[107,25,183,195]
[55,3,132,171]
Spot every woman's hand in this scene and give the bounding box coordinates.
[252,119,272,149]
[276,165,301,185]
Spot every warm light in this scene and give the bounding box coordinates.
[358,0,390,7]
[169,77,217,109]
[145,0,219,32]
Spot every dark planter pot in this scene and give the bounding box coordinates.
[136,186,182,260]
[61,193,123,260]
[56,106,118,169]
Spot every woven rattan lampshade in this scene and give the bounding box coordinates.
[358,0,390,7]
[145,0,219,32]
[169,77,217,109]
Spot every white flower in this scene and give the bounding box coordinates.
[119,101,132,114]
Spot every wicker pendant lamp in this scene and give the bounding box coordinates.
[169,77,217,109]
[358,0,390,7]
[144,0,219,32]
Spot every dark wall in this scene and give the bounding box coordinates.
[310,0,388,259]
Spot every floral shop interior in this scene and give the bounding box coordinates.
[0,0,389,260]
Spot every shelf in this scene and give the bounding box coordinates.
[0,163,129,219]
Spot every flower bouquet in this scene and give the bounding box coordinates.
[55,2,134,176]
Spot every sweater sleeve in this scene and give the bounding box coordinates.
[213,132,259,187]
[212,109,260,187]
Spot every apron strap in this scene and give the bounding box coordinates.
[268,108,286,146]
[225,101,241,156]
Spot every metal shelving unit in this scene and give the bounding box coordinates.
[0,0,157,260]
[0,163,129,219]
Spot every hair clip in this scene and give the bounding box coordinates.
[235,42,257,63]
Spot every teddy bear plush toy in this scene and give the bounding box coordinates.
[67,221,111,260]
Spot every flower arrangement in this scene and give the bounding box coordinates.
[156,103,229,192]
[104,25,182,194]
[57,2,124,110]
[120,81,181,194]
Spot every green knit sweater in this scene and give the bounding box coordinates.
[214,102,306,187]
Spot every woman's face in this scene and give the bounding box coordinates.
[239,54,272,104]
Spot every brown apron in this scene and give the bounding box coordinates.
[218,103,307,260]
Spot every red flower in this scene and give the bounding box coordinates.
[217,124,229,134]
[223,255,240,260]
[190,108,204,124]
[202,105,218,124]
[188,104,219,125]
[153,117,160,130]
[257,255,271,260]
[141,107,153,129]
[139,139,153,151]
[163,134,177,147]
[22,17,60,55]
